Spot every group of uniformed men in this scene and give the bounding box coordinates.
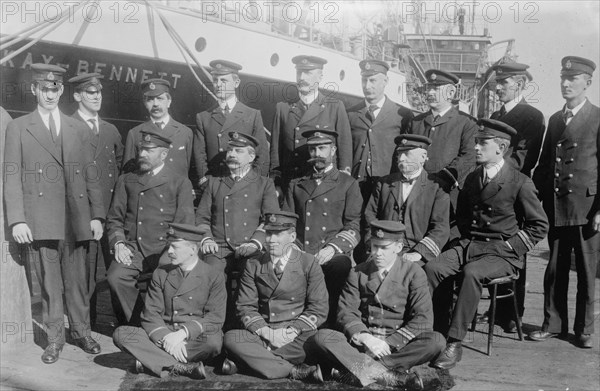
[3,51,598,388]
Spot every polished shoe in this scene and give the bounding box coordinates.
[502,319,518,334]
[376,370,423,390]
[528,330,559,342]
[289,363,324,383]
[134,360,145,374]
[476,311,490,324]
[221,358,238,375]
[41,343,64,364]
[432,341,462,370]
[168,362,206,379]
[575,334,593,349]
[74,336,101,354]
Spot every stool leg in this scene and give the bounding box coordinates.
[488,284,497,356]
[512,280,524,341]
[470,311,477,332]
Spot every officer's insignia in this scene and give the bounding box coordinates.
[314,132,322,138]
[401,139,407,144]
[167,227,175,235]
[566,60,572,69]
[479,125,485,131]
[232,132,239,139]
[149,82,156,90]
[430,73,437,80]
[376,229,384,238]
[47,72,55,81]
[302,58,308,64]
[216,63,222,68]
[269,215,277,223]
[365,62,371,70]
[496,68,503,74]
[144,134,152,141]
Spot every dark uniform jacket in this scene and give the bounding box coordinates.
[490,99,545,177]
[364,170,450,262]
[347,97,413,181]
[533,100,600,227]
[458,163,549,268]
[72,112,123,216]
[195,168,279,252]
[123,119,194,177]
[4,111,104,241]
[106,166,195,258]
[194,102,269,178]
[283,168,362,255]
[409,106,478,190]
[142,260,226,344]
[338,257,434,350]
[270,93,352,182]
[236,247,329,333]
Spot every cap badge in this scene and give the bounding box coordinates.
[479,125,485,131]
[149,82,156,90]
[566,60,572,69]
[314,132,322,138]
[269,215,277,223]
[365,62,371,70]
[430,73,437,80]
[216,63,222,68]
[144,134,152,141]
[302,58,308,64]
[167,227,175,235]
[232,132,239,139]
[496,68,503,74]
[376,229,384,238]
[47,72,55,81]
[401,138,407,144]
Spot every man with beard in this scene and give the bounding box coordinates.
[364,135,449,267]
[312,220,444,389]
[107,131,195,325]
[221,211,328,383]
[122,79,194,176]
[113,223,226,379]
[427,119,548,369]
[4,64,105,363]
[408,70,478,241]
[69,72,124,327]
[283,129,362,326]
[270,55,352,193]
[530,56,599,349]
[193,60,268,184]
[195,132,279,328]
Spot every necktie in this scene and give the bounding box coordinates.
[563,109,573,124]
[223,104,230,115]
[311,171,325,180]
[380,270,389,283]
[274,260,284,279]
[367,104,378,122]
[433,115,441,123]
[400,175,416,184]
[88,118,98,134]
[233,175,241,182]
[49,113,57,142]
[499,105,507,117]
[483,171,491,184]
[154,121,164,130]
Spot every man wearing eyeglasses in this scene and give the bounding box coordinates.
[69,72,124,328]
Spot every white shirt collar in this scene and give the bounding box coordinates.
[219,95,238,110]
[379,261,395,279]
[564,98,587,116]
[77,109,99,129]
[484,158,505,180]
[300,90,319,106]
[151,114,170,127]
[504,95,523,113]
[365,96,386,110]
[272,248,292,269]
[403,168,422,181]
[230,165,251,180]
[181,258,199,272]
[37,106,61,134]
[152,163,165,176]
[433,105,452,118]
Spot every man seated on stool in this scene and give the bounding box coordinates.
[424,119,548,370]
[221,211,329,383]
[312,220,444,389]
[113,223,226,379]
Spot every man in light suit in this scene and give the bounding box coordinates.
[193,60,269,185]
[113,223,225,379]
[270,55,352,191]
[530,56,600,349]
[221,211,328,383]
[122,79,194,176]
[69,72,124,327]
[426,119,548,369]
[3,64,105,363]
[107,131,195,325]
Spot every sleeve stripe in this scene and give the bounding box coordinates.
[148,326,168,338]
[244,316,263,328]
[517,230,534,251]
[298,315,317,330]
[420,236,440,257]
[191,320,204,334]
[336,230,359,247]
[396,327,415,341]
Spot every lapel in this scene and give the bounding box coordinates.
[210,104,225,127]
[385,174,402,209]
[160,119,180,141]
[423,110,435,127]
[299,169,339,199]
[371,96,393,127]
[175,261,203,296]
[480,163,508,202]
[435,107,455,127]
[298,93,326,125]
[165,266,184,293]
[405,170,428,207]
[221,101,246,133]
[271,248,303,299]
[354,101,370,128]
[297,176,318,197]
[560,100,592,140]
[140,166,170,191]
[73,111,104,158]
[365,260,383,295]
[287,98,304,122]
[226,169,255,195]
[258,253,281,293]
[26,110,62,164]
[376,258,402,302]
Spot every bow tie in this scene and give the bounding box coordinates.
[311,172,325,180]
[400,176,416,184]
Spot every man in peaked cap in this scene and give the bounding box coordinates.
[113,223,226,379]
[194,59,269,188]
[283,129,362,327]
[69,72,124,327]
[408,69,478,243]
[4,63,105,363]
[123,78,194,177]
[347,59,413,260]
[364,134,450,267]
[195,131,279,329]
[107,130,195,325]
[312,220,444,389]
[270,55,352,195]
[478,62,545,334]
[222,211,329,383]
[530,56,599,349]
[426,119,548,369]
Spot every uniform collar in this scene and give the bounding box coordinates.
[484,158,505,181]
[299,90,319,106]
[219,95,238,110]
[564,98,587,116]
[503,94,523,113]
[77,109,99,128]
